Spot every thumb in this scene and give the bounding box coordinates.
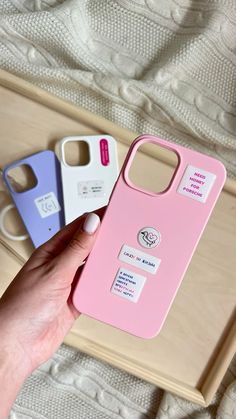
[56,212,100,274]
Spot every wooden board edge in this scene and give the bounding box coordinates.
[64,331,207,407]
[0,70,137,150]
[0,237,25,266]
[200,311,236,406]
[0,69,235,196]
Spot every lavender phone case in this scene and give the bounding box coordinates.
[3,150,64,247]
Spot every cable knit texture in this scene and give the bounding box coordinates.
[0,0,235,418]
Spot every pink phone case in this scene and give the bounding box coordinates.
[73,135,226,339]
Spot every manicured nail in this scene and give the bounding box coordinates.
[83,213,100,234]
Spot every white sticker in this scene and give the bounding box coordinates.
[35,192,61,218]
[78,180,105,198]
[111,268,146,303]
[177,165,216,203]
[119,245,161,274]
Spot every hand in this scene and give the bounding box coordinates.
[0,211,101,418]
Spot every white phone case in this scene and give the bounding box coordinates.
[59,135,118,224]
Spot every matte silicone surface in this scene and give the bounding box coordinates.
[73,135,226,338]
[3,150,64,247]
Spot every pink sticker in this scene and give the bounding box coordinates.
[100,138,110,166]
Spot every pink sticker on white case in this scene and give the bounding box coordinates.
[100,138,110,166]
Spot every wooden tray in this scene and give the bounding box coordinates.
[0,70,235,407]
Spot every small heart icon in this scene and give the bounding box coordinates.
[147,233,157,241]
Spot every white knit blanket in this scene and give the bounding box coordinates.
[0,1,235,418]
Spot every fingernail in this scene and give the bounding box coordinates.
[83,213,100,235]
